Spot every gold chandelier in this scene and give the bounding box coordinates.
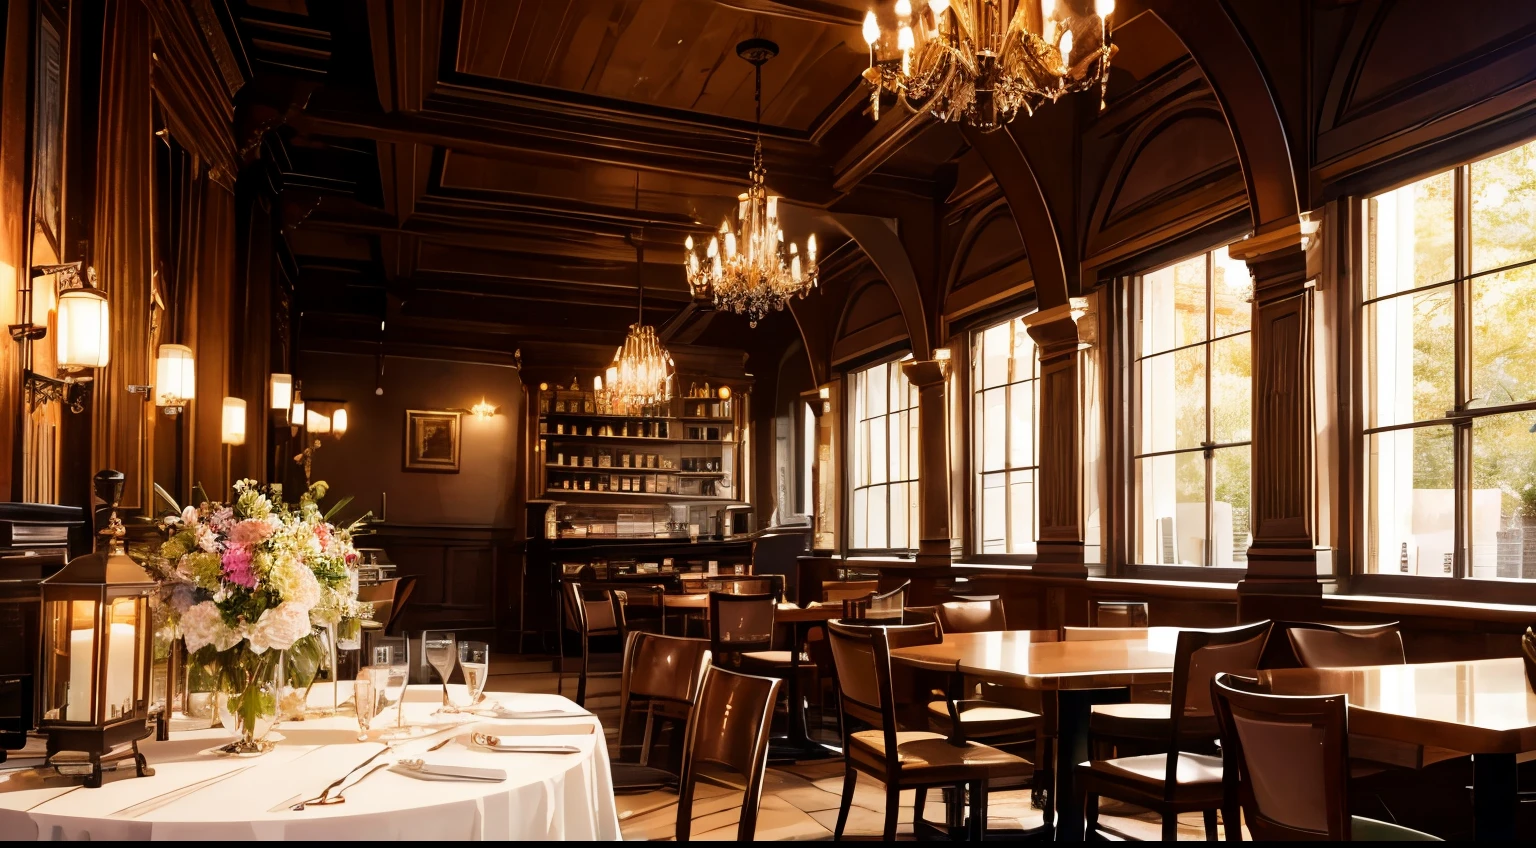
[609,239,674,408]
[685,39,818,328]
[860,0,1117,130]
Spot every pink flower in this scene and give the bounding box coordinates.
[222,546,257,589]
[315,522,334,551]
[226,519,273,546]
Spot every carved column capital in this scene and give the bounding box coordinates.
[1022,296,1095,361]
[1228,212,1322,302]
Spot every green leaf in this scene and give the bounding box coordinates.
[192,483,212,508]
[153,483,181,518]
[322,495,355,523]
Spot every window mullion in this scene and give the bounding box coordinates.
[1205,252,1216,568]
[1453,164,1471,579]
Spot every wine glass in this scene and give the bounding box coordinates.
[368,636,415,738]
[353,676,377,741]
[423,631,458,714]
[458,642,490,708]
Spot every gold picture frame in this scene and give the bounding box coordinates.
[404,409,461,472]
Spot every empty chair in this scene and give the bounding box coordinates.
[1076,621,1272,841]
[614,631,712,793]
[675,666,783,841]
[826,620,1032,841]
[863,580,911,623]
[1067,626,1175,754]
[558,581,627,706]
[1524,627,1536,689]
[822,579,879,604]
[931,598,1009,634]
[1212,673,1442,841]
[1286,621,1464,771]
[1092,600,1149,627]
[906,600,1038,740]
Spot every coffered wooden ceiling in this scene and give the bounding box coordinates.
[224,0,1183,365]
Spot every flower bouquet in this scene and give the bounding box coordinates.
[148,479,371,754]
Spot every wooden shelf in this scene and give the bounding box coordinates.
[547,465,677,474]
[540,489,733,502]
[540,433,731,446]
[541,411,678,422]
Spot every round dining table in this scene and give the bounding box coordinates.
[0,684,620,841]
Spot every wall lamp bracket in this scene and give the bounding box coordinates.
[24,369,92,413]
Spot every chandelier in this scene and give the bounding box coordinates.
[685,39,818,328]
[860,0,1116,130]
[609,240,674,408]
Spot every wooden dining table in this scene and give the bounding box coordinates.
[1263,657,1536,841]
[890,628,1180,841]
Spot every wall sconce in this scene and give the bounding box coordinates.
[332,407,348,436]
[221,397,246,446]
[8,262,108,414]
[293,399,347,484]
[305,409,331,434]
[288,382,306,427]
[470,399,499,419]
[153,344,194,415]
[270,373,292,411]
[933,346,953,378]
[718,385,731,400]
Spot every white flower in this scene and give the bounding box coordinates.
[246,602,312,653]
[181,601,240,653]
[181,505,199,525]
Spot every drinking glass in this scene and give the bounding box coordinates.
[423,631,458,713]
[367,636,413,737]
[353,676,377,741]
[458,642,490,707]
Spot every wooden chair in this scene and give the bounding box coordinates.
[864,580,911,623]
[675,666,783,842]
[357,576,416,635]
[1523,627,1536,690]
[822,579,879,604]
[1076,620,1272,841]
[1212,673,1442,841]
[1285,621,1465,772]
[826,620,1032,841]
[614,631,712,793]
[1066,626,1177,756]
[558,581,627,706]
[1091,600,1149,627]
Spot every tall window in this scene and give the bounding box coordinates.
[1133,246,1253,567]
[1365,139,1536,580]
[849,355,918,552]
[973,316,1038,554]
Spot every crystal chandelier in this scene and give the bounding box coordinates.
[609,241,674,408]
[860,0,1117,130]
[685,39,818,328]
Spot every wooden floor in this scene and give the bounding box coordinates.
[486,655,1240,841]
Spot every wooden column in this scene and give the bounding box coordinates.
[902,359,952,571]
[1229,215,1324,619]
[1024,301,1092,577]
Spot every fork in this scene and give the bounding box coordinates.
[291,748,391,810]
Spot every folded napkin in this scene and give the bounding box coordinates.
[388,762,508,782]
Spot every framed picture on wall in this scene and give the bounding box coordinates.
[404,409,461,472]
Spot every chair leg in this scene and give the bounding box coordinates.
[912,786,927,831]
[882,782,901,842]
[1204,808,1219,841]
[1161,811,1179,841]
[968,780,989,841]
[1223,802,1242,842]
[833,766,856,840]
[1083,790,1099,839]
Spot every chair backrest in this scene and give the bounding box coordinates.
[357,578,397,633]
[707,591,777,666]
[1287,622,1405,668]
[1091,600,1149,628]
[825,620,940,759]
[564,581,626,636]
[618,631,712,759]
[931,599,1008,633]
[865,581,911,622]
[1167,621,1272,755]
[1062,625,1149,641]
[823,579,879,603]
[1211,673,1351,840]
[1523,627,1536,691]
[675,666,783,842]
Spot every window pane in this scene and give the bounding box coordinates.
[854,419,868,487]
[1367,426,1454,576]
[1471,267,1536,407]
[1008,469,1037,555]
[852,487,868,550]
[1365,286,1455,427]
[889,361,903,412]
[1140,255,1207,355]
[1012,319,1035,381]
[869,414,887,484]
[981,387,1005,472]
[1212,446,1250,566]
[866,363,887,417]
[1471,139,1536,274]
[1211,246,1252,337]
[888,482,908,553]
[981,323,1009,389]
[980,472,1006,553]
[1368,170,1455,298]
[852,368,866,421]
[867,484,888,548]
[1211,334,1252,444]
[1137,452,1205,565]
[909,485,919,550]
[1471,410,1536,580]
[1009,381,1034,469]
[1139,347,1207,453]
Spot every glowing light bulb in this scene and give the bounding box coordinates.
[685,235,694,251]
[807,233,817,259]
[895,0,912,16]
[1096,0,1114,15]
[899,25,915,50]
[1060,29,1073,65]
[707,236,718,258]
[930,0,949,14]
[862,10,879,45]
[724,232,737,257]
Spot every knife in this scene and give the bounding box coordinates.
[390,761,507,781]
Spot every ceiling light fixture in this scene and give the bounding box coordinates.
[684,39,818,327]
[860,0,1117,130]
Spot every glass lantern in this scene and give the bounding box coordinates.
[38,474,156,787]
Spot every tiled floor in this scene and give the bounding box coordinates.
[487,656,1240,841]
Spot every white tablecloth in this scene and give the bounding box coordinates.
[0,685,621,841]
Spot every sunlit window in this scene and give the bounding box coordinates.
[1133,246,1253,567]
[972,316,1038,555]
[1365,138,1536,580]
[849,355,918,552]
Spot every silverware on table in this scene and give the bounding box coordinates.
[393,759,507,782]
[468,732,581,754]
[290,747,391,811]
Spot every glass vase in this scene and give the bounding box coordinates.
[215,650,283,756]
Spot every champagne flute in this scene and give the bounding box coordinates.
[459,641,490,708]
[353,676,377,741]
[423,631,458,714]
[368,636,414,738]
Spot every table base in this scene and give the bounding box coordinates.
[1473,752,1517,841]
[1054,687,1131,842]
